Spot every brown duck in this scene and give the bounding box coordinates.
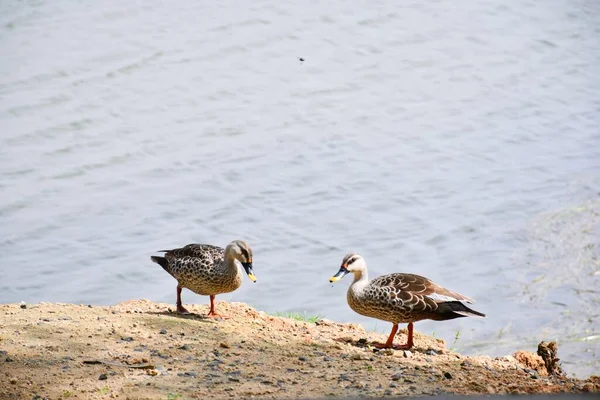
[151,240,256,318]
[329,253,485,349]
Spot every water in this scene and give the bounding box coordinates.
[1,0,599,378]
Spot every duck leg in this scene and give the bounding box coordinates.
[206,295,231,319]
[176,285,190,314]
[372,322,414,350]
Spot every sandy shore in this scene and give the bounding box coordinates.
[0,300,598,399]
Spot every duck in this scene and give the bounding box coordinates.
[329,253,485,350]
[151,240,256,319]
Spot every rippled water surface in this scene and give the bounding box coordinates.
[1,0,599,377]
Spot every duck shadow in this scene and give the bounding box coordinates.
[333,337,428,354]
[145,310,215,323]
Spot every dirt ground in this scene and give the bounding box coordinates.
[0,300,598,399]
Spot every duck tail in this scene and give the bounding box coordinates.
[150,256,170,274]
[434,301,486,320]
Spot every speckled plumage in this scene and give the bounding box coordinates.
[330,253,485,349]
[151,240,256,317]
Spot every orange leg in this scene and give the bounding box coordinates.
[176,286,190,314]
[206,295,231,319]
[372,322,414,350]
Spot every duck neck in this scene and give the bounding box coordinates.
[351,269,369,285]
[222,249,241,274]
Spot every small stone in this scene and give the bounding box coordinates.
[391,373,403,381]
[179,344,190,350]
[298,356,307,362]
[5,357,14,362]
[99,374,108,380]
[384,389,393,395]
[10,378,17,384]
[426,349,439,356]
[220,342,230,349]
[20,302,27,309]
[389,382,398,388]
[159,329,167,334]
[350,354,364,360]
[121,337,134,342]
[324,357,332,362]
[443,372,453,379]
[403,350,412,358]
[356,381,367,389]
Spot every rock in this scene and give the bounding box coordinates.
[178,344,190,351]
[444,372,453,379]
[391,373,403,381]
[389,382,398,388]
[219,342,230,349]
[298,356,307,362]
[315,319,334,326]
[120,337,134,342]
[324,357,332,362]
[384,389,393,395]
[99,374,108,380]
[5,357,14,362]
[403,350,412,358]
[20,302,26,309]
[537,341,564,377]
[159,329,167,335]
[426,349,439,356]
[514,351,547,377]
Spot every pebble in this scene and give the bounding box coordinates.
[159,329,167,335]
[389,382,398,388]
[120,337,134,342]
[426,349,439,356]
[5,357,14,362]
[178,344,190,351]
[99,374,108,380]
[298,356,307,362]
[444,372,453,379]
[384,389,393,395]
[220,342,230,349]
[403,350,412,358]
[338,374,352,382]
[19,302,26,309]
[324,357,332,362]
[391,373,403,381]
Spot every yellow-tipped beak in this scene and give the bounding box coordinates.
[329,267,349,283]
[247,273,257,282]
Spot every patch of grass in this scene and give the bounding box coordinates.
[166,393,183,400]
[450,330,461,352]
[366,364,374,371]
[272,311,324,324]
[97,386,109,395]
[63,391,73,398]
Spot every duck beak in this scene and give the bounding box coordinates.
[329,266,349,283]
[242,262,257,282]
